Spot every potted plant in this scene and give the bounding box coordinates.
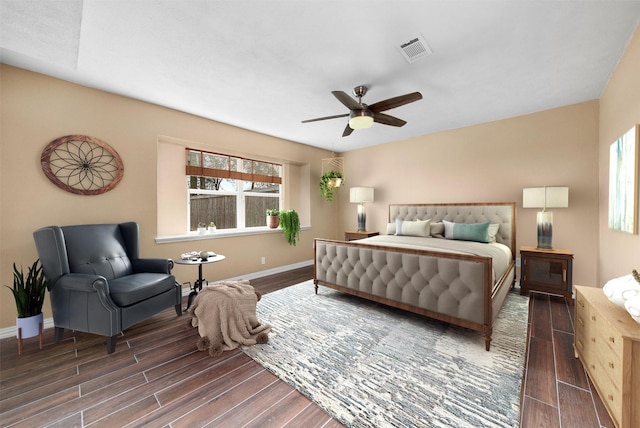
[279,209,300,245]
[266,209,280,229]
[5,260,47,340]
[319,170,344,203]
[208,221,216,233]
[197,222,207,234]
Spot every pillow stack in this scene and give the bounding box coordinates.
[386,219,500,243]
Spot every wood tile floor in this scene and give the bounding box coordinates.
[0,266,618,427]
[520,292,616,428]
[0,266,342,428]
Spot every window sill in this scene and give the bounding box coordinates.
[155,225,311,244]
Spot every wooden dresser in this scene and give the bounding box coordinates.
[574,285,640,428]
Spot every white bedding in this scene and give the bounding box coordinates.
[356,234,513,281]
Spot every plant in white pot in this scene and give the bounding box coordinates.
[5,260,47,350]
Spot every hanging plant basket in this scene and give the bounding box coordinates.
[319,170,344,203]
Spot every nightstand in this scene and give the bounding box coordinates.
[344,231,379,241]
[520,246,574,304]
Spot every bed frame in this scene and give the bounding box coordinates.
[314,202,516,351]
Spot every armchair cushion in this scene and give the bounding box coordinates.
[109,273,177,307]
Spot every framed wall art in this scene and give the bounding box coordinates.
[608,125,639,233]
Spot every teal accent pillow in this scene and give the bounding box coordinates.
[443,220,491,243]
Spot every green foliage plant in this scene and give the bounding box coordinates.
[319,170,344,203]
[266,209,280,217]
[279,209,300,245]
[5,260,47,318]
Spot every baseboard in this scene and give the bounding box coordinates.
[0,259,314,339]
[180,259,313,295]
[0,318,55,340]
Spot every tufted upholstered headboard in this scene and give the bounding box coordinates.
[389,202,516,255]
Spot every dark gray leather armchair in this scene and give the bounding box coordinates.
[33,222,182,354]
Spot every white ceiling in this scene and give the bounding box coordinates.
[2,1,640,152]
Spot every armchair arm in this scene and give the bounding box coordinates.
[48,273,122,336]
[56,273,111,293]
[132,258,173,274]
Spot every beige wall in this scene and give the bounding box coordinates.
[0,65,339,329]
[337,101,600,288]
[1,25,638,329]
[598,26,640,285]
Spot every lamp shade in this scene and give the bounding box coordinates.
[350,187,374,203]
[523,186,569,209]
[348,111,374,130]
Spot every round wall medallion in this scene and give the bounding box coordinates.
[41,135,124,195]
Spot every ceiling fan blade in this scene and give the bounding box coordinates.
[301,113,349,123]
[369,92,423,113]
[373,112,407,127]
[342,124,354,137]
[332,91,361,110]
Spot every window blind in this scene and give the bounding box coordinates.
[185,148,281,184]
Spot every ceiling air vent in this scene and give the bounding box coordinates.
[397,34,432,64]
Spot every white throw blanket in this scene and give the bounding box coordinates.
[189,279,271,356]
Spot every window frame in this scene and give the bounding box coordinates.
[185,148,282,232]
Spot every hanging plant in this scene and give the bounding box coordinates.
[319,170,344,203]
[279,209,300,246]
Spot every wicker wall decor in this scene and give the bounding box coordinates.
[41,135,124,195]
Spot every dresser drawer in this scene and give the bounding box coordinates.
[592,346,623,391]
[589,309,624,359]
[590,369,622,428]
[574,300,588,339]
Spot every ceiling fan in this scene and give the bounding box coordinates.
[302,85,423,137]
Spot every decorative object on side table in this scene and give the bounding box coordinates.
[522,186,569,249]
[4,260,47,355]
[519,246,573,304]
[349,187,374,232]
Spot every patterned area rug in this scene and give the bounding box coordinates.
[242,280,529,428]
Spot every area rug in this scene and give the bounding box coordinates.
[242,280,529,428]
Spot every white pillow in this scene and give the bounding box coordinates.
[488,223,500,243]
[393,219,431,237]
[386,222,396,235]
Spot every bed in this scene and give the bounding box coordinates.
[314,202,516,351]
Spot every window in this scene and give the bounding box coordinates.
[186,148,281,231]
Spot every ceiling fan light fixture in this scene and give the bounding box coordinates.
[348,110,374,130]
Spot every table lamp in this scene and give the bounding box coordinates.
[523,186,569,249]
[350,187,374,232]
